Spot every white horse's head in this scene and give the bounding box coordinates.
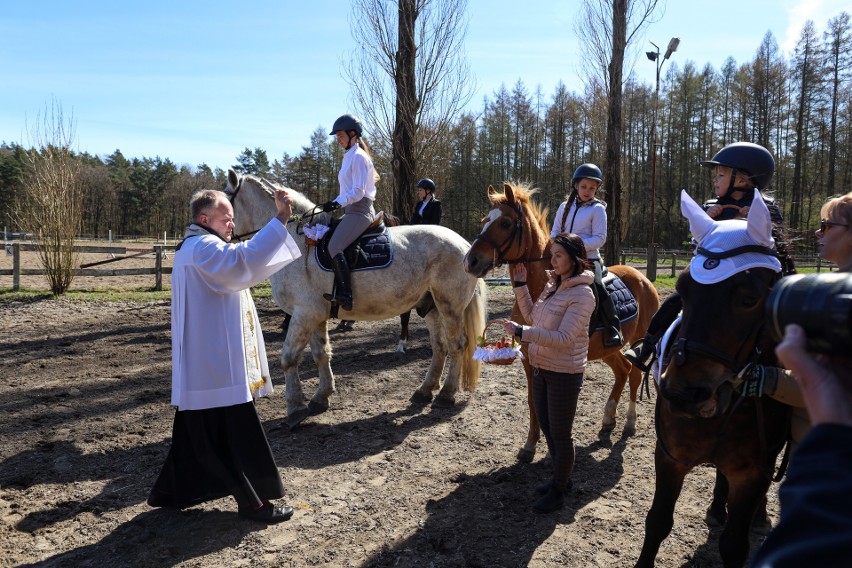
[225,169,324,239]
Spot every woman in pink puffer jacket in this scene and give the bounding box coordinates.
[503,233,596,514]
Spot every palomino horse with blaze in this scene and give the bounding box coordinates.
[635,190,790,568]
[226,170,487,428]
[463,182,659,461]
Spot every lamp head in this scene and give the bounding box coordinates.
[664,37,681,59]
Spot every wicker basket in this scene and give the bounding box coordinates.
[473,320,522,365]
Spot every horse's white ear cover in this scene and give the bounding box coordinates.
[745,190,774,248]
[680,189,781,284]
[680,190,714,242]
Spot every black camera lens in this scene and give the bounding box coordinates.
[766,273,852,354]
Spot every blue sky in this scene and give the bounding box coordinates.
[1,0,848,172]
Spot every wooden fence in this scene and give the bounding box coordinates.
[2,242,176,291]
[2,242,835,293]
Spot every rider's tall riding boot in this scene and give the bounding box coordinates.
[598,288,623,348]
[323,253,353,311]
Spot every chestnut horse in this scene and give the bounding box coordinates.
[463,182,660,462]
[635,190,791,568]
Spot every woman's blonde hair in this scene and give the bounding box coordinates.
[820,191,852,228]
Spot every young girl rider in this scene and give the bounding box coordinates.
[625,141,793,371]
[551,164,622,348]
[321,114,378,312]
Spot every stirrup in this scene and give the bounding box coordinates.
[604,327,623,348]
[625,338,655,372]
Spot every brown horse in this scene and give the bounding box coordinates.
[463,182,660,462]
[635,190,791,568]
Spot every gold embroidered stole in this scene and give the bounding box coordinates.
[239,289,268,394]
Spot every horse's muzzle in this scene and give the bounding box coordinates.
[659,380,723,418]
[463,251,492,278]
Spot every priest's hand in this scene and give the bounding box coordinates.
[274,189,292,224]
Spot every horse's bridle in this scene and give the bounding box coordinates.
[472,201,551,267]
[670,245,781,382]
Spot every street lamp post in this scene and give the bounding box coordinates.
[645,36,679,282]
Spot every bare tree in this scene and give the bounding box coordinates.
[575,0,661,264]
[14,101,83,294]
[345,0,474,219]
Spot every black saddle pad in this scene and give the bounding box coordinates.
[314,224,394,272]
[590,272,639,332]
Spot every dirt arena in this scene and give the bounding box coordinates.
[0,249,780,567]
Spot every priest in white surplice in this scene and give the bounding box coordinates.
[148,187,300,524]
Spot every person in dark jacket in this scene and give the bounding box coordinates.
[410,178,442,225]
[749,322,852,568]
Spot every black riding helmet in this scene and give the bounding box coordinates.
[330,114,363,150]
[329,114,363,137]
[416,178,436,193]
[571,163,603,187]
[699,142,775,196]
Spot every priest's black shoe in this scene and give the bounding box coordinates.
[239,502,294,523]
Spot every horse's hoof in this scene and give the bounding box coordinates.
[410,391,433,404]
[308,400,329,416]
[623,422,637,436]
[286,407,311,429]
[432,394,455,408]
[599,422,615,434]
[750,516,772,536]
[516,448,535,463]
[705,507,727,527]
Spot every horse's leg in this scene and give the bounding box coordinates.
[707,469,729,526]
[517,360,539,463]
[600,350,630,434]
[411,311,447,404]
[718,473,772,568]
[635,445,691,568]
[624,360,643,436]
[281,317,326,429]
[306,323,335,416]
[396,310,411,353]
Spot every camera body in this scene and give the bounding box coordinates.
[766,272,852,354]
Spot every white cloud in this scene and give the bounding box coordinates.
[782,0,850,54]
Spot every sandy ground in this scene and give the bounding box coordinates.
[0,248,781,567]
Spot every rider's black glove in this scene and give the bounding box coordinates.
[322,200,340,212]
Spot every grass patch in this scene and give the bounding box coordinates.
[0,281,274,303]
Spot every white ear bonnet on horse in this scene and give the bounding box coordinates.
[681,189,782,284]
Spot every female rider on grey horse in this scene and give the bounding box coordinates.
[322,114,380,311]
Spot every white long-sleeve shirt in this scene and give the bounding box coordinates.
[170,219,300,410]
[334,144,377,208]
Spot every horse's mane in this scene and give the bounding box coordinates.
[491,181,550,239]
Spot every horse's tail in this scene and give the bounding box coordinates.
[461,278,487,392]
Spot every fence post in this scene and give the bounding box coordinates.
[12,243,20,291]
[154,245,163,291]
[671,252,677,278]
[647,246,657,282]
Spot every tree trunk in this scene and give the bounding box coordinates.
[604,0,626,266]
[392,0,419,220]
